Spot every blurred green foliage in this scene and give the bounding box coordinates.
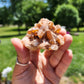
[54,4,80,28]
[22,0,48,29]
[68,0,84,26]
[0,7,10,25]
[0,0,84,31]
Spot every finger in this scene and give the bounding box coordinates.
[43,50,54,58]
[42,63,60,84]
[49,34,73,67]
[11,38,30,64]
[59,28,66,36]
[30,49,40,67]
[43,28,66,58]
[55,49,73,78]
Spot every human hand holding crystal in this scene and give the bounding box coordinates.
[11,29,73,84]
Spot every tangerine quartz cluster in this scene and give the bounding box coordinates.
[22,18,64,50]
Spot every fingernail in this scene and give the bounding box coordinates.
[68,49,72,53]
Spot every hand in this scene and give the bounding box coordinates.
[11,29,73,84]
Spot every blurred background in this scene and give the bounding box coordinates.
[0,0,84,84]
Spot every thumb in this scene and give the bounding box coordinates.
[11,38,30,64]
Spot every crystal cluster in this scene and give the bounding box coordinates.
[22,18,64,50]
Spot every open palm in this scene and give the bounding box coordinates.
[12,30,73,84]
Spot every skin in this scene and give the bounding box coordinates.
[11,29,73,84]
